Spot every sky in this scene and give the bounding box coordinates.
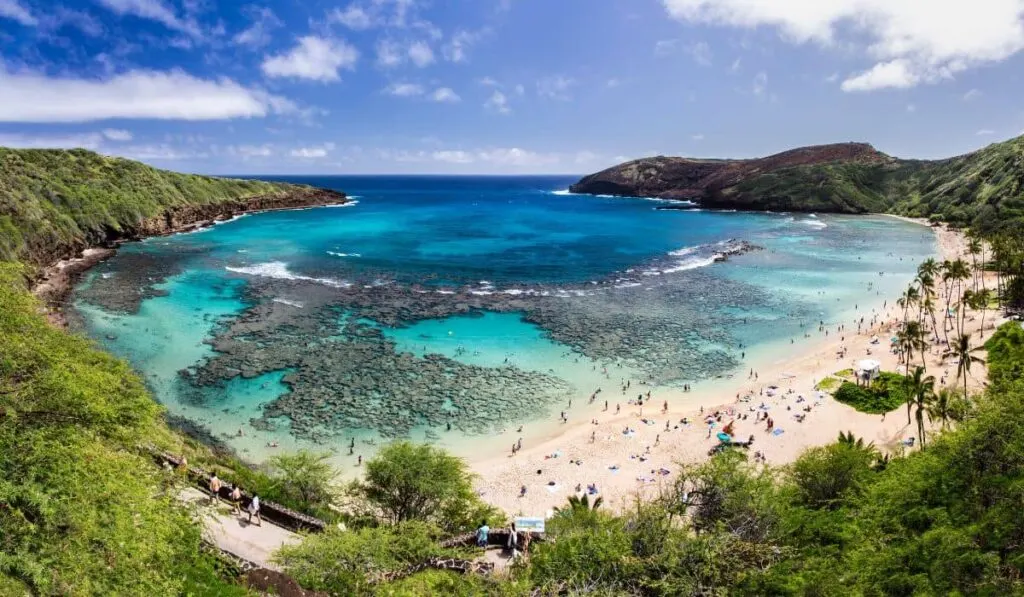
[1,0,1024,175]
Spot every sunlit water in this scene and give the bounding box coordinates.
[71,176,935,468]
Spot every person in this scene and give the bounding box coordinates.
[476,520,490,547]
[229,484,242,514]
[248,494,262,527]
[507,522,519,556]
[208,472,222,504]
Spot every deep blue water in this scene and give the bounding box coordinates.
[71,175,937,462]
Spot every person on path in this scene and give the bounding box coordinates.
[248,494,262,527]
[507,522,519,556]
[229,484,242,514]
[476,520,490,547]
[208,473,222,504]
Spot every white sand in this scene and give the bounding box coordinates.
[471,221,1002,517]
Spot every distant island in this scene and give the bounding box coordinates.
[570,134,1024,232]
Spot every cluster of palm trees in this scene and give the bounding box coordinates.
[891,250,991,449]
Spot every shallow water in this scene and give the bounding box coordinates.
[71,176,935,467]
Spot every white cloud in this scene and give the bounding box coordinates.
[443,29,485,62]
[687,41,713,66]
[841,59,919,92]
[691,133,705,141]
[233,6,281,48]
[290,142,335,158]
[44,7,104,36]
[262,36,359,82]
[384,82,425,96]
[96,0,201,38]
[963,88,982,101]
[328,4,375,29]
[478,76,500,87]
[662,0,1024,92]
[102,128,133,141]
[976,128,995,135]
[752,71,768,96]
[0,0,37,26]
[0,67,296,122]
[231,144,274,158]
[536,75,575,100]
[0,132,104,149]
[606,78,621,88]
[485,90,510,114]
[654,39,678,56]
[430,147,560,168]
[514,84,525,96]
[407,40,435,67]
[430,87,460,102]
[824,72,839,83]
[432,150,474,163]
[730,57,741,72]
[376,39,404,67]
[906,103,917,112]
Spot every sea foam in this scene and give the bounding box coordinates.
[226,262,351,288]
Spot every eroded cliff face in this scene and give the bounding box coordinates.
[569,143,891,206]
[26,187,346,270]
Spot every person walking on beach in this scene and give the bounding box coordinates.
[229,484,242,514]
[507,522,519,557]
[208,473,222,504]
[476,520,490,547]
[247,494,262,527]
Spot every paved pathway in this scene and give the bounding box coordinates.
[179,488,300,571]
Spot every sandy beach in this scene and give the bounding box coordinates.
[471,219,1002,517]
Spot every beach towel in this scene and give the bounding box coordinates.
[772,428,785,436]
[545,483,561,494]
[717,432,732,443]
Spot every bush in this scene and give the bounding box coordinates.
[833,373,906,414]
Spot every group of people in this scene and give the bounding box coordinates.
[207,472,262,527]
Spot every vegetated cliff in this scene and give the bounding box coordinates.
[570,134,1024,231]
[0,147,346,268]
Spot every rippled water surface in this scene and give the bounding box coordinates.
[71,175,935,463]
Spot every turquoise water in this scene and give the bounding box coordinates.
[71,176,936,464]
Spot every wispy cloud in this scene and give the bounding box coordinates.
[0,0,38,26]
[430,87,460,102]
[233,6,281,48]
[96,0,203,39]
[536,75,575,101]
[485,90,511,114]
[384,82,425,97]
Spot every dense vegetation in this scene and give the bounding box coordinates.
[0,148,305,266]
[832,371,908,413]
[0,263,245,595]
[726,135,1024,231]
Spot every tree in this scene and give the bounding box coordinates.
[968,236,982,292]
[353,442,493,533]
[926,387,959,431]
[903,366,935,447]
[791,441,876,509]
[268,450,339,514]
[896,320,927,369]
[951,333,986,398]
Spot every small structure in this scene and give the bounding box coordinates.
[856,359,881,385]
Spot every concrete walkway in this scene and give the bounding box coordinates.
[179,488,300,571]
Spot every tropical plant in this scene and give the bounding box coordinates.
[902,366,936,448]
[268,450,339,516]
[951,333,986,398]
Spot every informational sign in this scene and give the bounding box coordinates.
[515,517,545,534]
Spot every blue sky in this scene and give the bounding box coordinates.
[1,0,1024,174]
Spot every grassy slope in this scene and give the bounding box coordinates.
[0,147,307,266]
[722,134,1024,229]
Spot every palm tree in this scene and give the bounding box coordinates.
[951,333,985,397]
[970,288,992,338]
[946,259,972,337]
[926,387,959,431]
[898,285,920,327]
[967,237,982,292]
[903,366,936,448]
[897,320,927,370]
[555,493,603,514]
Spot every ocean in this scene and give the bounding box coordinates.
[70,175,936,466]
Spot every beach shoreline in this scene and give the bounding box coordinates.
[469,220,1001,517]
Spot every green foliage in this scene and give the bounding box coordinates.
[353,441,499,533]
[0,263,241,594]
[267,450,338,519]
[275,521,464,596]
[379,569,527,597]
[0,147,303,265]
[790,442,876,509]
[985,321,1024,390]
[832,372,906,414]
[814,376,841,391]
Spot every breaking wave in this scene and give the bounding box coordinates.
[226,262,351,288]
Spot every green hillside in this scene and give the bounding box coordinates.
[726,135,1024,230]
[575,134,1024,232]
[0,148,338,267]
